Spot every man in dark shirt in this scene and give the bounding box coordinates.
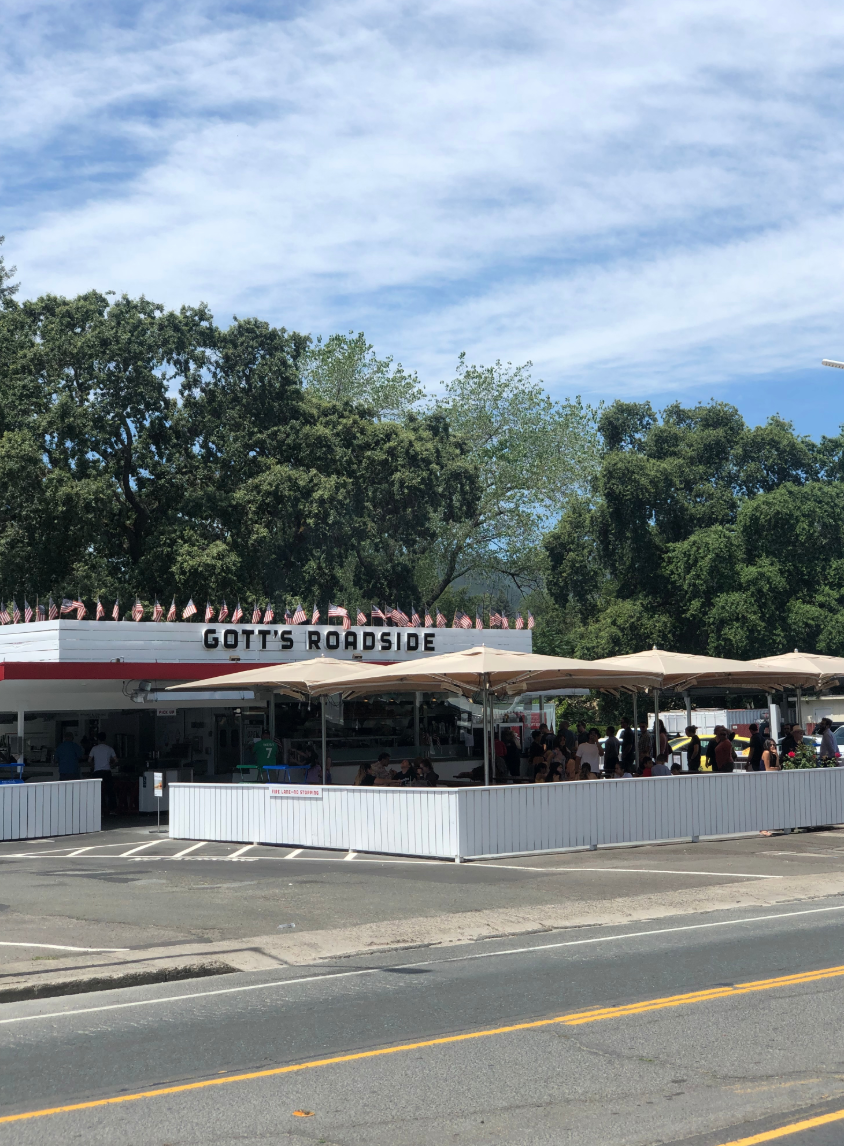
[576,721,589,745]
[620,718,636,770]
[55,731,85,780]
[560,720,577,754]
[746,723,765,772]
[603,726,620,774]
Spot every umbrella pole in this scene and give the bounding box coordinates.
[633,693,639,767]
[654,689,660,760]
[321,696,327,784]
[483,677,490,787]
[796,687,803,730]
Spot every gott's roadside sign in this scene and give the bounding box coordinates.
[202,625,437,654]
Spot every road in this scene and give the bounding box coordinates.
[4,896,844,1144]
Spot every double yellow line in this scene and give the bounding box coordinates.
[3,962,844,1128]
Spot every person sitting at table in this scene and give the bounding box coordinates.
[612,760,633,778]
[533,761,549,782]
[651,754,672,776]
[638,755,654,777]
[415,759,439,787]
[532,749,551,781]
[563,757,580,781]
[354,762,376,786]
[580,762,596,779]
[306,748,332,784]
[391,758,417,785]
[547,761,564,782]
[371,752,394,782]
[670,762,683,775]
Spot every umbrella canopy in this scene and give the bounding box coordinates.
[305,645,661,699]
[749,650,844,691]
[166,657,371,701]
[588,647,821,692]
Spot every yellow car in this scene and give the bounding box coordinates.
[668,734,751,770]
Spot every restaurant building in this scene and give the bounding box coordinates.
[0,620,535,798]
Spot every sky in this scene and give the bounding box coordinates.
[3,0,844,434]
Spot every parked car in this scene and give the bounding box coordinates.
[668,734,751,770]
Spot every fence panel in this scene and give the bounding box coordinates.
[0,780,100,840]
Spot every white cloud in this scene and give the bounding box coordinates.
[3,0,844,402]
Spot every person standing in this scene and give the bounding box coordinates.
[577,728,604,774]
[560,720,577,755]
[253,728,278,778]
[603,726,621,775]
[713,728,735,773]
[620,718,636,772]
[89,733,117,815]
[503,729,522,778]
[818,719,839,764]
[685,725,702,773]
[637,719,652,767]
[746,723,765,772]
[780,724,796,757]
[55,730,85,781]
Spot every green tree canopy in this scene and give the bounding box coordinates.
[544,400,844,659]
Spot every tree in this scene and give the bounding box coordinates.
[420,354,600,603]
[543,399,844,659]
[299,331,425,418]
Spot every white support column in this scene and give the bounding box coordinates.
[16,709,24,762]
[768,694,780,743]
[653,690,660,760]
[633,693,639,766]
[414,692,421,755]
[684,692,692,728]
[482,678,490,787]
[321,696,327,785]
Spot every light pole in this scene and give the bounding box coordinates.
[822,359,844,369]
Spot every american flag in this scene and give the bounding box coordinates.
[153,599,164,622]
[371,606,386,624]
[12,600,21,624]
[49,597,58,620]
[232,601,243,624]
[436,608,447,628]
[24,599,32,623]
[95,598,105,620]
[425,609,433,627]
[251,603,262,624]
[167,598,177,622]
[182,598,197,620]
[263,604,274,624]
[292,602,306,624]
[328,603,350,629]
[501,613,509,630]
[456,610,472,629]
[36,603,46,621]
[74,599,86,620]
[475,611,483,630]
[411,606,421,627]
[205,602,215,623]
[0,603,9,624]
[356,609,367,625]
[391,606,409,627]
[131,598,144,621]
[112,598,120,621]
[515,613,524,630]
[311,604,320,624]
[219,600,229,622]
[284,607,293,624]
[527,611,535,630]
[60,598,75,616]
[489,611,501,629]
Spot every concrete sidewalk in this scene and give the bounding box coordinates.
[4,822,844,1001]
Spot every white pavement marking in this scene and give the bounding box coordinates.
[118,841,166,858]
[344,851,357,861]
[0,941,129,952]
[6,902,844,1026]
[66,846,98,857]
[285,849,302,859]
[471,863,783,879]
[170,842,206,859]
[229,845,256,859]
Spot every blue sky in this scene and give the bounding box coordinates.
[3,0,844,435]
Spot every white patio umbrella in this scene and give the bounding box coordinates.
[749,650,844,727]
[306,646,661,785]
[168,658,371,782]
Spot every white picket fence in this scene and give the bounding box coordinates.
[0,780,101,841]
[169,769,844,861]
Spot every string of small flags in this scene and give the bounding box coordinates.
[0,596,535,629]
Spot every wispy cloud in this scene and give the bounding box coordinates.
[3,0,844,409]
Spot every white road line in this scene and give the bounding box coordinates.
[229,845,256,859]
[170,842,206,859]
[344,851,357,861]
[5,902,844,1026]
[66,846,98,857]
[285,849,302,859]
[471,863,783,879]
[118,841,166,858]
[0,941,129,952]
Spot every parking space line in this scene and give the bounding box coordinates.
[66,846,98,857]
[118,841,166,858]
[171,842,206,858]
[285,849,302,859]
[715,1104,844,1144]
[0,941,129,952]
[344,851,357,861]
[229,845,256,858]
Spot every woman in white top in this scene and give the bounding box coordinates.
[576,728,604,774]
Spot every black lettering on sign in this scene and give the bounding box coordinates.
[344,631,357,650]
[380,632,392,651]
[326,630,340,650]
[241,628,255,650]
[223,629,239,649]
[203,628,219,649]
[424,634,435,651]
[280,629,294,651]
[308,630,321,650]
[406,633,419,651]
[363,631,375,650]
[258,629,271,650]
[396,632,401,650]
